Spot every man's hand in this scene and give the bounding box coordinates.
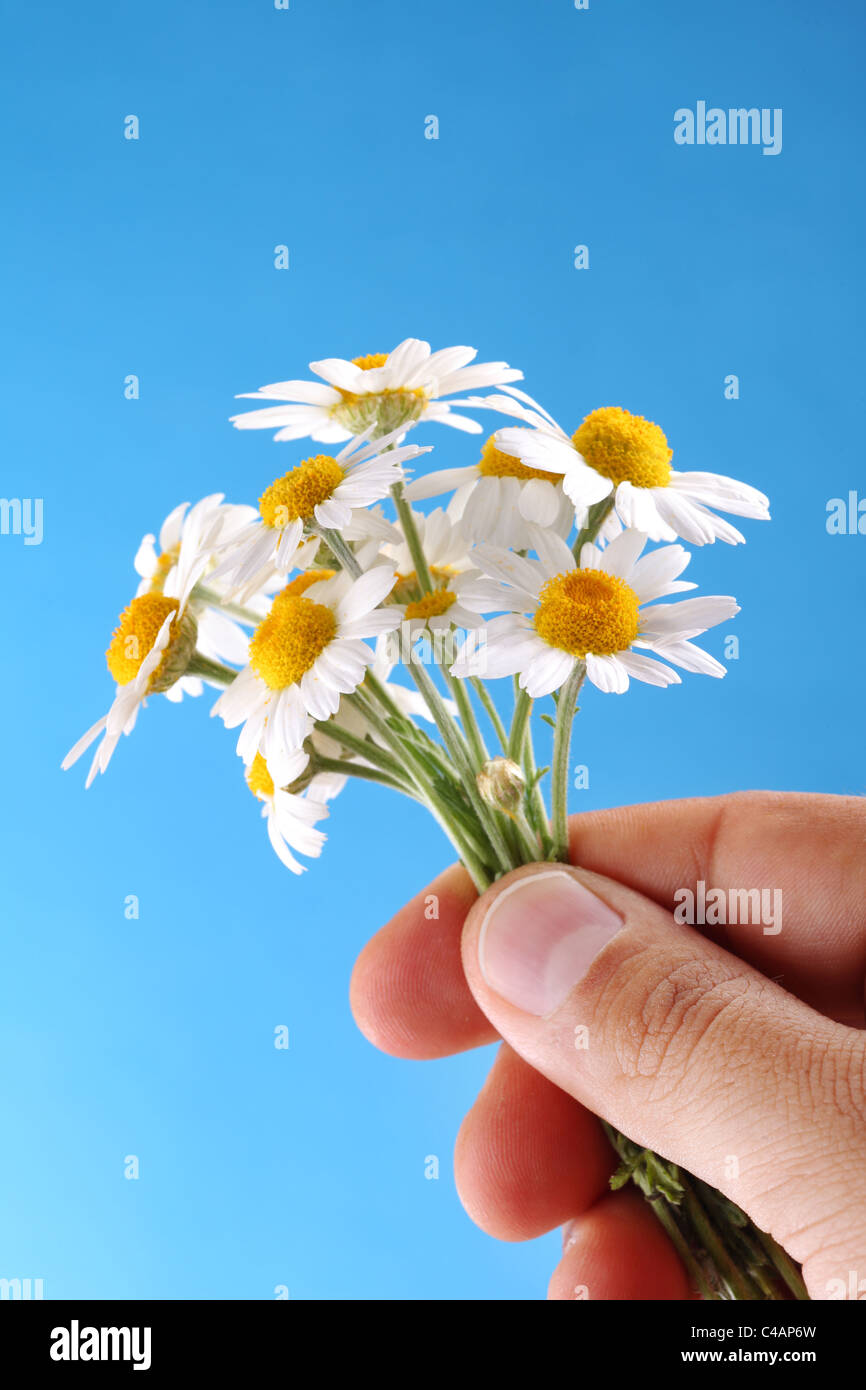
[351,792,866,1299]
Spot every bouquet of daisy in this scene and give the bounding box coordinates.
[64,338,804,1300]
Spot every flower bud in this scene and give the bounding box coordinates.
[476,756,526,816]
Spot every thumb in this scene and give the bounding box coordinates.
[461,863,866,1297]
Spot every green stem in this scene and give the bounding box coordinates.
[753,1229,810,1300]
[508,687,532,763]
[650,1203,717,1301]
[406,659,518,874]
[390,481,433,592]
[185,653,237,686]
[695,1179,810,1301]
[679,1179,764,1300]
[509,809,543,864]
[312,755,420,799]
[350,685,463,792]
[363,670,407,723]
[444,667,488,770]
[521,713,552,855]
[551,661,585,862]
[471,677,509,753]
[313,719,411,783]
[192,585,264,626]
[572,495,615,560]
[315,525,362,579]
[345,688,495,890]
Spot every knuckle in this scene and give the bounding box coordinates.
[597,945,755,1098]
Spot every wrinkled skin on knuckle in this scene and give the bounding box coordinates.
[591,944,753,1095]
[831,1031,866,1128]
[783,1033,866,1280]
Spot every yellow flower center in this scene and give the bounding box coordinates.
[258,456,344,528]
[330,353,428,435]
[405,589,457,621]
[249,595,337,689]
[278,569,336,598]
[478,436,562,484]
[105,593,196,691]
[246,752,275,800]
[393,564,457,606]
[148,548,177,594]
[533,569,640,657]
[351,353,389,370]
[571,407,672,490]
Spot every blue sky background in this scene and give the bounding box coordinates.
[1,0,864,1300]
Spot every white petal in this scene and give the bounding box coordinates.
[598,527,647,578]
[404,466,478,501]
[615,483,676,542]
[337,564,397,623]
[627,544,691,602]
[530,528,577,579]
[638,595,740,640]
[62,714,108,770]
[617,650,680,687]
[471,544,544,597]
[266,811,306,873]
[520,647,576,698]
[585,653,630,694]
[651,638,727,678]
[518,478,563,526]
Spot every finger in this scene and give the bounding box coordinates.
[454,1043,614,1240]
[571,792,866,1024]
[549,1190,694,1301]
[353,793,866,1067]
[350,863,494,1058]
[461,863,866,1295]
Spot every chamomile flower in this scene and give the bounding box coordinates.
[383,507,505,634]
[230,339,523,442]
[211,565,402,784]
[451,528,738,697]
[211,428,427,600]
[404,433,574,549]
[134,494,258,599]
[134,494,265,698]
[244,753,339,875]
[62,566,204,786]
[492,393,770,545]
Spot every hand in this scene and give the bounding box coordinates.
[351,791,866,1300]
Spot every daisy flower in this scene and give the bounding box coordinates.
[133,494,258,600]
[134,494,265,698]
[404,432,575,549]
[382,507,505,634]
[244,752,340,875]
[492,395,770,545]
[210,428,428,599]
[211,565,402,784]
[61,557,204,787]
[451,528,739,697]
[230,339,523,442]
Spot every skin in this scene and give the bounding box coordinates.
[350,792,866,1300]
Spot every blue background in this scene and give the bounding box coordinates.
[2,0,864,1300]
